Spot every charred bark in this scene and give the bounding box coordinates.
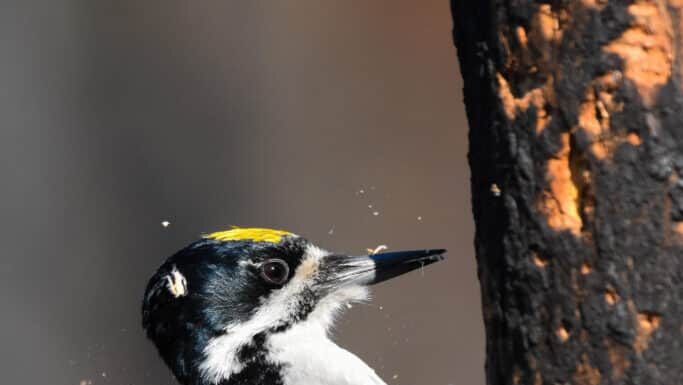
[451,1,682,384]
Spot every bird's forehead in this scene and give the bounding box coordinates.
[204,227,296,244]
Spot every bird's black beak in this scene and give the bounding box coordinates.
[366,249,446,285]
[319,248,446,290]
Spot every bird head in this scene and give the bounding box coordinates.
[142,227,445,385]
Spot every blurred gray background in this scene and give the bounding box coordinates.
[0,1,483,385]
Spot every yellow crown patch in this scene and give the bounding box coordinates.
[205,227,294,244]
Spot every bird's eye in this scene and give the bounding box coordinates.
[259,259,290,285]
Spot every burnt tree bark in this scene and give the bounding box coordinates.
[451,1,682,385]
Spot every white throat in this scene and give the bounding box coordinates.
[268,318,387,385]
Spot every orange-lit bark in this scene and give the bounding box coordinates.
[451,1,682,384]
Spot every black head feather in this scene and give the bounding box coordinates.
[142,235,308,384]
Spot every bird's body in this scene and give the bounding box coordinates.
[142,228,444,385]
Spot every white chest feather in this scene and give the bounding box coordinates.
[268,324,387,385]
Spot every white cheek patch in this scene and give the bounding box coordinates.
[164,266,188,298]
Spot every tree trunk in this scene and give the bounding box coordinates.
[450,1,682,384]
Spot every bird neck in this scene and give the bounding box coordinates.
[198,321,386,385]
[266,323,387,385]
